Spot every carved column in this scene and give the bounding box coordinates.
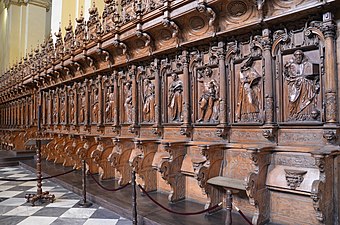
[113,71,119,131]
[217,42,227,125]
[48,91,52,125]
[64,87,69,126]
[56,88,60,125]
[153,59,162,132]
[84,79,90,127]
[20,100,23,126]
[182,50,190,126]
[42,94,46,126]
[322,12,337,124]
[179,50,192,137]
[132,67,138,127]
[263,29,274,124]
[73,83,78,127]
[97,75,103,128]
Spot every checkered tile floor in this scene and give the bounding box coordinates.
[0,166,132,225]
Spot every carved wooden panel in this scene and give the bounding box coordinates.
[273,22,325,123]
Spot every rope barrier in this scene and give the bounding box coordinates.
[138,184,222,215]
[0,168,76,182]
[233,203,253,225]
[88,171,131,192]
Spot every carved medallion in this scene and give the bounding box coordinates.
[135,39,145,49]
[160,29,172,41]
[189,16,205,31]
[227,1,248,17]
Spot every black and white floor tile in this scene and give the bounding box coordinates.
[0,166,132,225]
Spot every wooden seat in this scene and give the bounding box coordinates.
[207,176,246,191]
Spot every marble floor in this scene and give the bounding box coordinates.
[0,166,132,225]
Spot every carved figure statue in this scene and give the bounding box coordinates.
[198,79,218,122]
[283,50,320,121]
[124,82,133,123]
[92,88,99,123]
[143,79,155,122]
[168,73,183,122]
[105,86,115,122]
[236,57,261,122]
[79,93,85,123]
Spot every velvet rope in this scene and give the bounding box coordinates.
[0,168,76,182]
[138,184,222,216]
[233,204,253,225]
[88,171,130,192]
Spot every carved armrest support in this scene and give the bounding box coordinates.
[245,172,258,205]
[76,147,88,160]
[311,180,325,222]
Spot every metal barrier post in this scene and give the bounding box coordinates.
[132,169,137,225]
[225,189,232,225]
[78,160,92,207]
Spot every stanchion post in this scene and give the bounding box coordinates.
[132,169,137,225]
[36,139,42,196]
[225,189,232,225]
[78,159,92,207]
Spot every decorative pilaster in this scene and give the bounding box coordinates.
[180,50,192,137]
[112,71,120,134]
[151,59,162,136]
[261,29,277,141]
[97,75,104,129]
[322,12,337,124]
[84,79,90,129]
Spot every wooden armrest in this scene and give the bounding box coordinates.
[207,176,246,191]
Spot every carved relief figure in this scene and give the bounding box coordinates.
[105,86,115,122]
[79,92,85,123]
[198,79,219,122]
[92,88,99,123]
[124,82,133,123]
[283,50,320,121]
[236,57,262,122]
[143,79,155,122]
[168,73,183,122]
[197,67,219,122]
